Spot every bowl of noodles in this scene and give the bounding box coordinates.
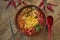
[15,5,46,36]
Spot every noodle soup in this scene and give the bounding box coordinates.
[15,5,46,36]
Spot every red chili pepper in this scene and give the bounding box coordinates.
[18,0,21,3]
[17,0,22,7]
[17,0,27,7]
[48,3,58,6]
[6,1,11,9]
[39,0,44,7]
[22,1,27,6]
[12,0,16,9]
[47,5,54,12]
[6,0,16,9]
[39,0,57,12]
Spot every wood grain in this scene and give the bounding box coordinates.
[0,0,60,40]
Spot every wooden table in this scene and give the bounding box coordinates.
[0,0,60,40]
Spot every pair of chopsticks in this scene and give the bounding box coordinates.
[8,16,26,40]
[8,16,15,40]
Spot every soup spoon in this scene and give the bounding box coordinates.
[46,16,53,40]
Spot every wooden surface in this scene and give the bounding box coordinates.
[0,0,60,40]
